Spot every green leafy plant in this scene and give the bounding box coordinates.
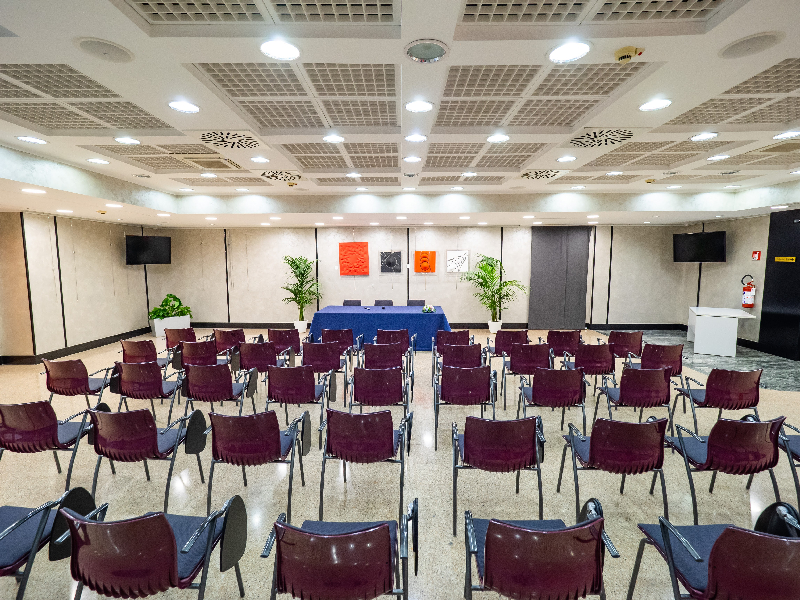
[148,293,192,321]
[282,255,322,321]
[460,254,526,322]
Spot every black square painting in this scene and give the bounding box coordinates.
[380,251,402,273]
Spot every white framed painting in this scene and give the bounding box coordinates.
[446,250,469,273]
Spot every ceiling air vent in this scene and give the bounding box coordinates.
[521,170,560,180]
[570,129,634,148]
[200,131,260,149]
[261,170,301,182]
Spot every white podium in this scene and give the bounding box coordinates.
[687,307,755,357]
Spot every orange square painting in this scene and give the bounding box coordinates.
[414,251,436,273]
[339,242,369,276]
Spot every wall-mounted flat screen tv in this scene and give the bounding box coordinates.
[673,231,726,262]
[126,236,171,265]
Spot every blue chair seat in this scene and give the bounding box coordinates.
[677,388,706,404]
[0,506,57,572]
[599,386,621,403]
[562,434,591,465]
[57,421,86,446]
[88,377,109,393]
[280,429,298,459]
[779,435,800,460]
[163,513,224,581]
[665,436,708,466]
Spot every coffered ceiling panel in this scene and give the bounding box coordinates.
[532,62,647,97]
[0,64,119,98]
[198,63,307,97]
[443,65,539,97]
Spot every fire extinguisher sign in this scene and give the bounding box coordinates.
[752,251,761,261]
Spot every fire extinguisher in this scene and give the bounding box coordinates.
[742,275,756,309]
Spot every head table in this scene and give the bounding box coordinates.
[308,305,451,351]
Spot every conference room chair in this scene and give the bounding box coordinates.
[87,408,207,512]
[321,327,360,371]
[518,368,587,434]
[303,341,349,403]
[502,343,552,410]
[350,367,411,417]
[109,361,180,422]
[563,343,615,396]
[121,339,169,370]
[780,422,800,508]
[557,417,670,522]
[375,299,394,306]
[407,299,425,306]
[627,502,800,600]
[625,343,684,383]
[238,341,286,386]
[431,329,473,385]
[434,365,496,450]
[598,368,672,430]
[61,494,247,600]
[173,340,228,371]
[486,329,528,361]
[675,368,762,434]
[363,343,410,381]
[452,416,545,535]
[376,329,417,393]
[181,364,256,420]
[0,487,105,600]
[0,401,97,490]
[268,328,302,366]
[42,359,112,409]
[343,299,361,306]
[205,410,310,520]
[543,330,582,363]
[464,499,619,600]
[165,327,196,362]
[266,365,330,448]
[602,330,643,359]
[319,408,413,523]
[261,499,419,600]
[212,328,245,355]
[667,416,784,525]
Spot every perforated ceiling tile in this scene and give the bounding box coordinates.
[156,144,216,154]
[172,177,235,185]
[361,176,398,182]
[666,140,731,152]
[760,141,800,152]
[469,175,505,182]
[227,176,271,183]
[630,152,702,165]
[0,64,119,98]
[282,143,342,155]
[304,64,396,97]
[659,173,751,182]
[532,62,647,97]
[343,142,398,154]
[238,100,325,128]
[124,0,265,23]
[583,153,642,167]
[0,78,40,98]
[315,177,358,184]
[349,155,398,168]
[294,155,349,169]
[434,100,516,127]
[551,175,594,182]
[461,0,588,23]
[0,102,103,129]
[732,97,800,124]
[569,129,634,147]
[428,143,486,155]
[197,63,306,97]
[131,155,195,170]
[725,58,800,95]
[746,154,800,166]
[476,154,533,168]
[69,101,172,128]
[420,176,462,185]
[485,142,547,155]
[322,100,397,126]
[424,155,477,168]
[591,0,728,21]
[442,65,539,98]
[189,157,242,169]
[589,174,640,182]
[666,97,768,125]
[94,144,167,155]
[610,141,672,153]
[508,99,599,127]
[272,0,395,22]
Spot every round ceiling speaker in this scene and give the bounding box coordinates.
[405,39,448,64]
[719,32,784,59]
[76,38,134,63]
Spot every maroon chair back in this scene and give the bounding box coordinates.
[509,344,551,375]
[165,328,195,351]
[210,411,282,465]
[440,344,482,368]
[493,330,528,355]
[0,402,60,452]
[574,344,614,376]
[325,408,395,463]
[640,344,683,377]
[483,519,604,599]
[121,340,159,364]
[440,366,491,405]
[43,359,91,395]
[437,330,469,347]
[704,369,762,410]
[184,364,234,403]
[705,417,784,474]
[61,510,179,595]
[267,365,315,404]
[547,330,581,355]
[272,521,393,600]
[353,368,404,406]
[363,343,405,370]
[607,331,643,358]
[117,362,166,399]
[463,416,539,472]
[303,342,343,373]
[321,329,354,355]
[89,409,159,462]
[588,418,666,474]
[617,368,669,408]
[530,368,585,408]
[239,342,279,373]
[214,329,245,354]
[376,329,409,352]
[180,341,219,367]
[268,329,301,354]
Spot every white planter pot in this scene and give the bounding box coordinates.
[294,320,308,332]
[488,321,503,334]
[150,315,191,338]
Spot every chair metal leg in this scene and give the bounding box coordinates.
[206,461,216,516]
[785,446,800,508]
[143,458,151,481]
[234,563,245,597]
[434,397,439,451]
[164,452,178,513]
[581,402,587,436]
[196,522,216,600]
[657,469,669,520]
[570,444,581,523]
[626,538,649,600]
[681,459,699,525]
[515,470,520,494]
[84,394,91,409]
[269,558,278,600]
[620,473,626,494]
[13,504,51,600]
[560,407,566,430]
[287,450,296,524]
[556,444,568,493]
[196,454,204,483]
[536,464,543,520]
[297,438,306,486]
[73,582,85,600]
[241,465,247,486]
[48,392,54,404]
[688,396,699,435]
[318,453,327,520]
[769,468,781,502]
[745,472,754,490]
[452,463,458,536]
[108,459,116,474]
[709,470,717,493]
[91,455,103,498]
[52,450,62,474]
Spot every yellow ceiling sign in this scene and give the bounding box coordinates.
[775,257,796,263]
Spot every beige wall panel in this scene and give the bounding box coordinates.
[588,226,612,325]
[500,226,532,324]
[0,213,33,355]
[227,228,317,323]
[144,228,229,323]
[22,213,64,353]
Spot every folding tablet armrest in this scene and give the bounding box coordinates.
[675,424,705,443]
[568,422,586,442]
[261,513,287,558]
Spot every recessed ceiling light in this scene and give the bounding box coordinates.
[315,222,324,226]
[250,156,269,163]
[205,216,217,220]
[260,40,300,61]
[771,205,789,209]
[157,213,170,217]
[792,170,800,175]
[606,171,623,176]
[236,188,249,192]
[571,186,585,190]
[487,133,509,143]
[270,216,281,220]
[169,100,199,113]
[332,216,343,220]
[588,221,599,225]
[557,155,577,162]
[323,134,344,143]
[261,222,270,226]
[115,137,139,145]
[549,41,590,63]
[21,188,46,194]
[423,222,433,225]
[346,172,361,178]
[451,186,464,191]
[105,203,122,208]
[17,136,46,144]
[587,214,599,218]
[667,185,682,189]
[403,187,416,191]
[56,209,72,213]
[403,156,422,163]
[724,185,741,189]
[405,100,433,113]
[370,222,379,225]
[459,216,470,219]
[639,98,672,112]
[462,172,477,177]
[691,132,718,142]
[715,215,723,218]
[87,158,109,164]
[178,188,193,192]
[200,173,217,178]
[644,221,651,224]
[532,221,542,225]
[707,155,729,161]
[356,187,368,191]
[396,216,407,220]
[478,222,487,225]
[405,134,427,143]
[773,131,800,140]
[133,174,149,178]
[523,216,536,219]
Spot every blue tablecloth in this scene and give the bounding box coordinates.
[309,306,450,351]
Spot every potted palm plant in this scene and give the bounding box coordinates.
[461,254,526,334]
[148,294,192,337]
[282,255,322,332]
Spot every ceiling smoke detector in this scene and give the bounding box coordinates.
[405,39,448,64]
[614,46,645,64]
[76,38,134,63]
[720,32,784,59]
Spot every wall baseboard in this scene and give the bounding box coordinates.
[0,326,151,364]
[450,322,528,330]
[587,323,689,331]
[192,322,295,329]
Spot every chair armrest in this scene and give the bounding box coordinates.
[287,413,306,433]
[318,419,328,432]
[783,422,800,435]
[402,499,418,564]
[89,366,113,378]
[675,424,705,443]
[261,513,287,558]
[685,377,704,388]
[278,348,291,359]
[596,338,606,344]
[519,375,530,386]
[0,495,69,542]
[161,412,195,433]
[303,334,312,343]
[658,517,702,561]
[451,422,459,443]
[469,335,474,345]
[535,418,546,444]
[582,500,620,558]
[58,409,88,425]
[464,510,477,554]
[567,423,586,442]
[777,506,800,533]
[181,508,225,553]
[54,503,110,544]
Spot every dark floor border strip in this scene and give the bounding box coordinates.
[1,326,151,364]
[192,322,295,329]
[451,322,529,329]
[587,323,689,331]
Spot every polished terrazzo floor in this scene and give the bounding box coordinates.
[1,328,798,600]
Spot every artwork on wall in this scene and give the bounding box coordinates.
[339,242,369,276]
[380,251,402,273]
[446,250,469,273]
[414,250,436,273]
